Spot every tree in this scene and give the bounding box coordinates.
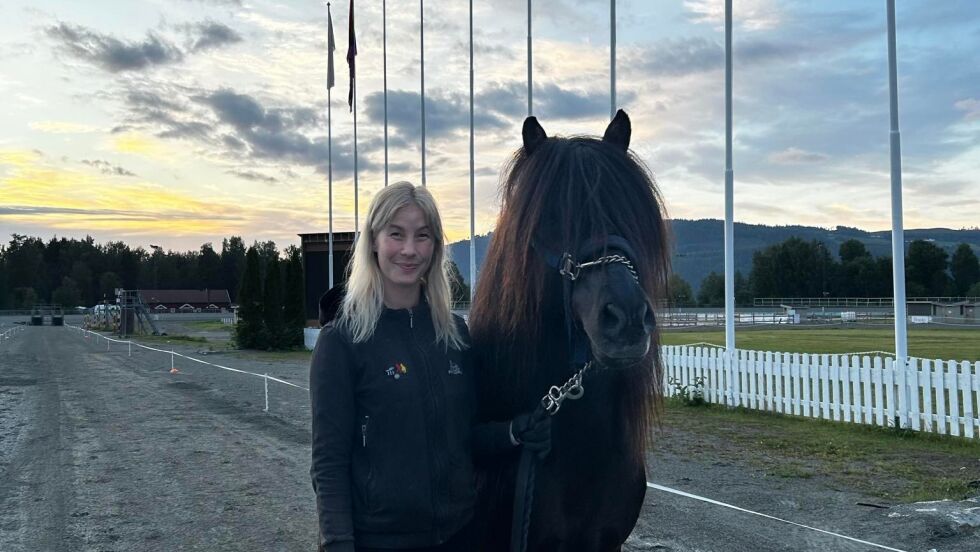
[749,238,835,298]
[282,247,306,348]
[221,236,247,302]
[52,276,81,308]
[950,244,980,296]
[12,287,37,309]
[667,274,694,306]
[734,271,752,306]
[906,240,949,296]
[235,247,265,349]
[448,260,470,305]
[198,243,222,290]
[968,281,980,297]
[697,272,725,307]
[262,256,285,349]
[99,271,122,301]
[839,239,871,264]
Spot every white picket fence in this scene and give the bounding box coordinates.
[662,345,980,439]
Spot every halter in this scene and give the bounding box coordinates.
[512,235,645,552]
[531,234,642,414]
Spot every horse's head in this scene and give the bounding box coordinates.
[518,110,667,369]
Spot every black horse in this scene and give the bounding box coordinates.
[469,111,671,551]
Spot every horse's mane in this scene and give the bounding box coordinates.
[470,132,671,459]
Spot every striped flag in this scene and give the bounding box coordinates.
[327,9,336,89]
[346,0,357,111]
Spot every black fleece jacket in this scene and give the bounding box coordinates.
[310,303,512,551]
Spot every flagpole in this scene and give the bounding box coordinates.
[469,0,475,301]
[383,0,389,186]
[420,0,426,186]
[610,0,616,118]
[886,0,909,426]
[527,0,532,116]
[724,0,735,359]
[327,2,334,289]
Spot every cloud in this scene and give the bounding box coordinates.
[954,98,980,121]
[683,0,782,31]
[228,169,278,184]
[768,148,830,165]
[186,21,243,52]
[46,23,183,72]
[29,121,100,134]
[629,36,796,78]
[363,89,509,141]
[81,159,138,177]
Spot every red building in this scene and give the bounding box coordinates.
[138,289,232,313]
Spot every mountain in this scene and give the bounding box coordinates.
[449,220,980,292]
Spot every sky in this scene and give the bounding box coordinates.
[1,0,979,253]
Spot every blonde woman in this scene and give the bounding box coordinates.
[310,182,549,552]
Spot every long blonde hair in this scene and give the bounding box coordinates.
[339,181,464,349]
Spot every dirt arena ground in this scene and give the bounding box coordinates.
[1,324,977,551]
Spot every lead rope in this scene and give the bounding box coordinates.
[511,243,638,552]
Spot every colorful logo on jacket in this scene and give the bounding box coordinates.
[385,362,409,380]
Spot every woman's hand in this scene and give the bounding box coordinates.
[509,407,552,458]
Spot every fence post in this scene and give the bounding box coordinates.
[107,337,110,351]
[128,342,131,357]
[171,348,175,372]
[263,374,269,413]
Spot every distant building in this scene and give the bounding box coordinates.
[907,300,978,322]
[138,289,232,313]
[299,232,356,327]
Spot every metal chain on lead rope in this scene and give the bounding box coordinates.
[540,361,592,415]
[541,249,639,416]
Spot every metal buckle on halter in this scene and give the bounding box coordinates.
[558,253,580,281]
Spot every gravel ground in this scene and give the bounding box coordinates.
[2,326,977,551]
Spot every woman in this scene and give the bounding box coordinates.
[310,182,548,552]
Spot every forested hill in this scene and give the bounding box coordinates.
[449,219,980,291]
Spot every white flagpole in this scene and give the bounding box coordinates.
[420,0,426,186]
[724,0,735,358]
[527,0,532,116]
[383,0,389,186]
[886,0,909,425]
[469,0,475,301]
[327,2,334,288]
[610,0,616,118]
[353,91,359,243]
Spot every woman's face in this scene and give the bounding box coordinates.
[373,203,434,298]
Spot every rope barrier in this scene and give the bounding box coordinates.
[64,326,310,407]
[646,483,908,552]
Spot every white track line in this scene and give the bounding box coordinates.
[646,483,908,552]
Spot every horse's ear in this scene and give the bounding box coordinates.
[602,109,631,152]
[522,116,547,155]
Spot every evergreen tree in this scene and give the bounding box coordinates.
[734,271,752,306]
[198,243,222,289]
[262,256,285,349]
[221,237,247,302]
[52,276,81,308]
[697,272,725,307]
[667,274,694,306]
[235,247,265,349]
[447,260,470,305]
[906,240,949,296]
[283,248,306,348]
[950,244,980,296]
[839,239,871,263]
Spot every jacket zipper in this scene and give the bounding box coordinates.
[361,415,369,447]
[408,308,414,329]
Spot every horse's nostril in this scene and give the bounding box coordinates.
[602,304,627,334]
[641,303,656,334]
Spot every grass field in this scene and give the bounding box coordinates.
[660,326,980,361]
[663,399,980,502]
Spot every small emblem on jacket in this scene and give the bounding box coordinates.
[447,360,462,375]
[386,363,409,380]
